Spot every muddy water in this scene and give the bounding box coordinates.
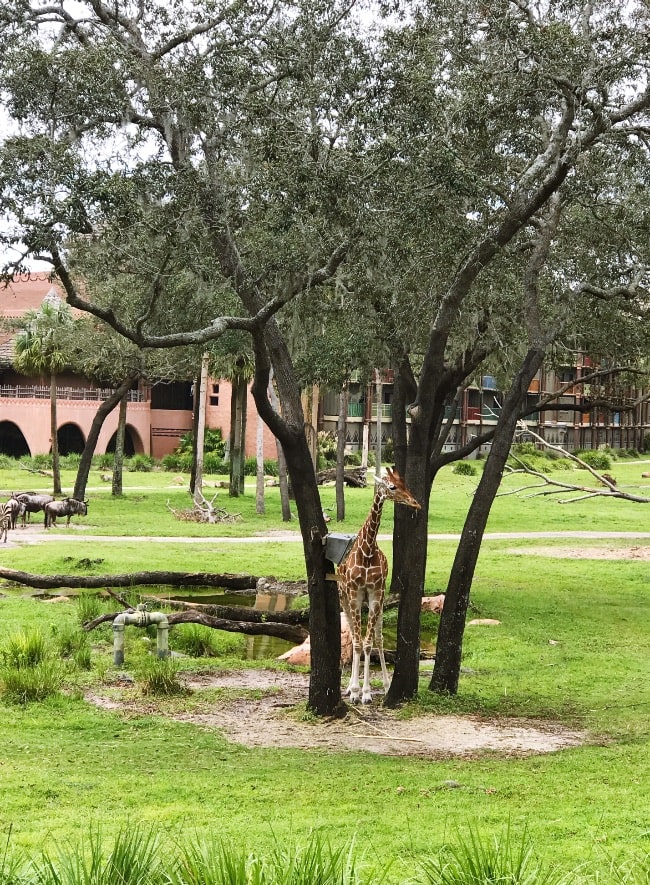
[171,589,436,661]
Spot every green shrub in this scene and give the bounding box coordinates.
[177,428,226,458]
[243,457,279,476]
[576,450,612,470]
[93,452,114,469]
[126,453,156,472]
[317,431,337,465]
[512,442,538,457]
[60,453,81,470]
[0,454,15,469]
[21,453,52,470]
[204,452,226,474]
[162,452,193,472]
[452,460,477,476]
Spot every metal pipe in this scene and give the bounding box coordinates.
[112,608,170,665]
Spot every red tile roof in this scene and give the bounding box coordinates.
[0,274,63,318]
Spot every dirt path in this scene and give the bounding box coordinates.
[85,669,587,759]
[7,524,650,546]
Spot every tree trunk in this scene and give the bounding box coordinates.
[194,354,209,501]
[268,370,292,521]
[250,330,343,717]
[255,410,265,514]
[430,347,545,694]
[229,370,246,497]
[385,355,440,706]
[111,393,127,497]
[335,385,349,520]
[374,369,383,476]
[383,451,431,706]
[73,372,139,501]
[50,374,62,495]
[189,373,200,496]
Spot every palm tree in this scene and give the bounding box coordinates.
[13,297,72,495]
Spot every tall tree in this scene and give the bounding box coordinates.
[0,0,373,715]
[349,0,650,703]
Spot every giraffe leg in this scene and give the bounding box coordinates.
[339,593,362,703]
[361,593,385,703]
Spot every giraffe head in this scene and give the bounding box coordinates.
[378,467,421,511]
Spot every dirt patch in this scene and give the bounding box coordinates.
[85,669,586,758]
[506,545,650,560]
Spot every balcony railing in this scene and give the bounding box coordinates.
[370,404,393,419]
[347,402,364,418]
[0,385,145,402]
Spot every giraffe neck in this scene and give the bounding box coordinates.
[357,487,386,558]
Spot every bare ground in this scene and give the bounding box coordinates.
[85,669,587,759]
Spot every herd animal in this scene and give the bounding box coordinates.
[0,492,88,543]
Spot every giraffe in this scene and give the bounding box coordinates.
[338,467,421,704]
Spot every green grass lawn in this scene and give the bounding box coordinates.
[0,461,649,882]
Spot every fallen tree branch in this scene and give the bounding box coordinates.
[0,567,260,591]
[316,467,367,487]
[166,491,241,523]
[140,595,308,625]
[504,423,650,504]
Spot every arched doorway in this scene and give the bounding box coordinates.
[57,423,85,455]
[0,422,31,457]
[106,426,139,457]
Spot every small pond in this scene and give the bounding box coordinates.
[171,589,437,661]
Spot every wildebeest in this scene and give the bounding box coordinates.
[44,497,89,528]
[16,493,54,526]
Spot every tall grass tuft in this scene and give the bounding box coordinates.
[52,624,92,670]
[0,660,64,704]
[171,624,228,658]
[264,832,378,885]
[1,629,49,669]
[170,830,379,885]
[418,825,561,885]
[136,656,185,696]
[76,593,103,626]
[33,824,165,885]
[0,824,29,885]
[170,837,262,885]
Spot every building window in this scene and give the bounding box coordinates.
[209,383,220,406]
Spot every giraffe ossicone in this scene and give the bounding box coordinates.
[337,467,421,704]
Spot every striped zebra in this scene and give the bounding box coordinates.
[0,502,11,543]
